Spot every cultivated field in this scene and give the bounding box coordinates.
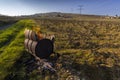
[0,14,120,80]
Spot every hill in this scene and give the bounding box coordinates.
[0,13,120,80]
[0,15,18,28]
[18,12,113,20]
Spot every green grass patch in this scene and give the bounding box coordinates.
[0,19,35,80]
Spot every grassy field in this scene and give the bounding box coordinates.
[0,20,35,80]
[35,18,120,80]
[0,15,120,80]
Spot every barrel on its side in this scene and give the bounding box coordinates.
[24,29,37,41]
[24,39,29,51]
[24,39,38,54]
[27,40,33,53]
[35,39,54,59]
[31,31,37,41]
[31,41,38,54]
[24,29,30,39]
[24,39,53,59]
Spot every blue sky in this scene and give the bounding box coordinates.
[0,0,119,16]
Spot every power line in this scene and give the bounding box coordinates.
[78,5,83,14]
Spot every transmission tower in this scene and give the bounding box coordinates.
[78,5,83,14]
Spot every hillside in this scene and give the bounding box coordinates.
[0,13,120,80]
[18,12,116,20]
[0,15,18,28]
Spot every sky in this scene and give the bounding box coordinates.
[0,0,120,16]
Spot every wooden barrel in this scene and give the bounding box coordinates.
[24,39,37,54]
[28,30,32,40]
[35,39,54,59]
[24,39,29,51]
[24,29,30,39]
[31,41,38,54]
[24,39,53,59]
[30,31,37,41]
[24,29,37,41]
[27,40,33,53]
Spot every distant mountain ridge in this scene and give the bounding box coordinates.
[25,12,117,20]
[31,12,105,18]
[0,12,117,20]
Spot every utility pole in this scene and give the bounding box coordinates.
[78,5,83,14]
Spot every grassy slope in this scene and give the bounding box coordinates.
[0,20,35,80]
[0,21,23,48]
[0,15,120,80]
